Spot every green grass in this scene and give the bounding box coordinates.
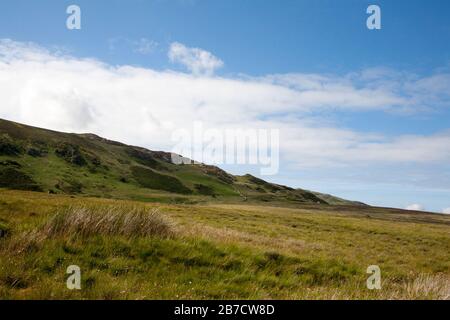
[0,190,449,300]
[173,166,238,196]
[131,166,192,195]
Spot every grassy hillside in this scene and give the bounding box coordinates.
[1,118,449,300]
[0,190,449,299]
[0,118,336,206]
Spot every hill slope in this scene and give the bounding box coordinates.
[0,118,355,206]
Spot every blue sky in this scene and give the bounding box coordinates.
[2,0,450,73]
[0,0,450,212]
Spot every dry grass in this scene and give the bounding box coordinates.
[41,206,175,239]
[185,225,450,300]
[2,205,175,255]
[182,223,321,254]
[402,274,450,300]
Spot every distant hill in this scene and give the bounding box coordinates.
[0,118,362,206]
[311,191,367,206]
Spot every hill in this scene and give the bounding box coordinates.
[0,118,353,206]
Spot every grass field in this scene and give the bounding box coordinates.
[0,189,449,300]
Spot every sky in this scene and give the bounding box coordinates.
[0,0,450,213]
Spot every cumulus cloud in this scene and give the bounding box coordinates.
[443,208,450,214]
[168,42,224,76]
[0,38,450,171]
[405,204,425,211]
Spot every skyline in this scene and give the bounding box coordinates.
[1,0,450,213]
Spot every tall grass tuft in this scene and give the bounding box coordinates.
[403,274,450,300]
[40,206,174,239]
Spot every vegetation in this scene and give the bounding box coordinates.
[131,166,192,195]
[54,143,88,166]
[41,206,174,239]
[0,190,448,299]
[0,134,23,156]
[0,221,9,238]
[194,184,216,196]
[0,167,41,191]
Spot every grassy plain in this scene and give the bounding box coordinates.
[0,190,448,300]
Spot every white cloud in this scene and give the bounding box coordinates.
[168,42,224,76]
[0,39,450,171]
[405,204,425,211]
[443,208,450,214]
[282,128,450,167]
